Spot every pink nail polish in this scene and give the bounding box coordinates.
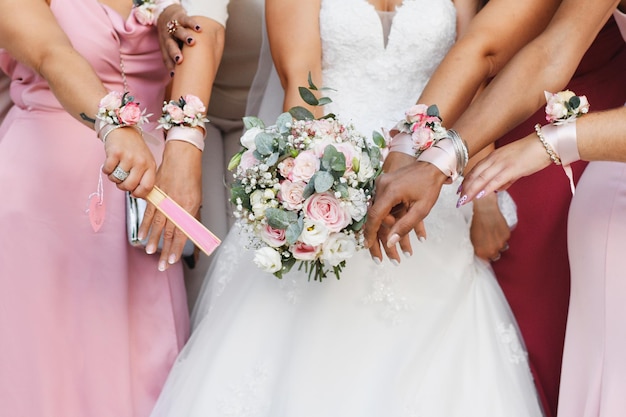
[476,190,486,199]
[456,195,468,208]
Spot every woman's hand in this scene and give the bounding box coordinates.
[102,126,157,198]
[139,140,203,271]
[157,4,203,72]
[459,133,551,204]
[470,192,510,262]
[367,151,424,264]
[365,160,447,255]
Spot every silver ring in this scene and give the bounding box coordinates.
[112,166,130,182]
[490,253,501,262]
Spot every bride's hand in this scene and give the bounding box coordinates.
[365,160,445,253]
[156,4,203,72]
[367,151,421,264]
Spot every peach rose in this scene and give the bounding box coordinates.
[291,150,320,182]
[278,179,306,210]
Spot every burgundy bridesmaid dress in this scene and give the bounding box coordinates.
[491,16,626,417]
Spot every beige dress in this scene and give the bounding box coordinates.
[182,0,264,308]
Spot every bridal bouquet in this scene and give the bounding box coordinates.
[228,79,384,281]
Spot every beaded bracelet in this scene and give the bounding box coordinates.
[534,124,562,166]
[95,91,149,144]
[158,94,209,151]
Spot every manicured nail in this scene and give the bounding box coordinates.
[476,190,486,199]
[387,233,400,247]
[146,244,156,255]
[170,71,175,78]
[137,231,145,241]
[168,253,177,265]
[457,184,463,195]
[158,260,167,272]
[418,236,426,243]
[391,259,400,267]
[456,195,468,208]
[187,37,193,44]
[175,55,180,63]
[195,25,201,30]
[403,251,412,258]
[372,256,382,265]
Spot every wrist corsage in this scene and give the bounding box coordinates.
[158,94,210,151]
[95,91,150,144]
[391,104,447,156]
[390,104,468,182]
[536,90,589,194]
[133,0,181,26]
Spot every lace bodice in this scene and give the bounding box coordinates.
[320,0,456,137]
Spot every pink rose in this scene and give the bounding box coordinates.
[405,104,429,124]
[165,103,185,123]
[183,94,206,117]
[279,157,296,178]
[260,224,287,248]
[304,192,351,233]
[99,91,123,111]
[291,241,320,261]
[133,6,156,25]
[312,137,335,158]
[238,149,259,171]
[291,150,320,182]
[278,180,306,210]
[117,102,143,125]
[411,127,434,151]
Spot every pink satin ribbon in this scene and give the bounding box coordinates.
[416,138,458,182]
[389,132,415,155]
[166,126,206,151]
[541,122,580,194]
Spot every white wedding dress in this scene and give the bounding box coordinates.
[151,1,544,416]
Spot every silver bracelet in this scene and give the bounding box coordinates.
[446,129,469,176]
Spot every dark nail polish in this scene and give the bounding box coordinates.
[175,55,180,63]
[456,184,462,195]
[187,37,193,44]
[195,25,201,30]
[170,71,175,78]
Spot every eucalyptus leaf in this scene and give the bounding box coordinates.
[230,185,250,208]
[335,183,349,198]
[322,145,346,174]
[285,217,304,244]
[307,72,318,90]
[289,106,315,121]
[568,96,580,110]
[314,171,335,193]
[255,132,275,155]
[426,104,440,118]
[302,178,316,199]
[318,97,332,106]
[299,87,319,106]
[265,207,299,230]
[265,152,279,167]
[243,116,265,130]
[276,112,293,133]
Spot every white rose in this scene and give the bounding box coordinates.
[300,218,330,247]
[346,187,368,222]
[253,247,282,273]
[240,127,263,151]
[321,233,357,267]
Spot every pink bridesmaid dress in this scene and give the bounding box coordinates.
[557,10,626,417]
[0,1,189,417]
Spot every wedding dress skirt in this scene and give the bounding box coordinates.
[151,0,543,415]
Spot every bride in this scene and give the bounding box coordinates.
[151,0,543,415]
